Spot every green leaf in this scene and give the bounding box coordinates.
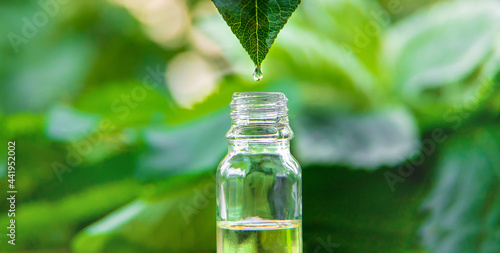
[293,108,420,169]
[420,128,500,253]
[383,1,500,100]
[3,113,44,138]
[45,105,101,142]
[0,37,94,113]
[211,0,301,68]
[303,166,428,253]
[72,173,216,253]
[137,112,229,179]
[74,82,175,128]
[285,0,386,73]
[0,180,140,251]
[270,26,377,104]
[381,0,500,129]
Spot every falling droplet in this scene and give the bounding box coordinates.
[253,66,263,81]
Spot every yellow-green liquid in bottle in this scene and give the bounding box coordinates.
[217,218,302,253]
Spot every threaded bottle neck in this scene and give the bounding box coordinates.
[226,92,293,146]
[230,92,289,123]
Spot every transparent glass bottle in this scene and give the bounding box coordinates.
[216,92,302,253]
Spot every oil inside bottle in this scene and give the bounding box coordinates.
[217,217,302,253]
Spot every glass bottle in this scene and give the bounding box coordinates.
[216,92,302,253]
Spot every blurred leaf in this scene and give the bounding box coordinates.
[0,37,94,113]
[0,180,140,251]
[4,113,44,138]
[72,173,216,253]
[270,26,378,107]
[170,76,261,123]
[0,159,5,180]
[420,128,500,253]
[46,105,101,142]
[75,82,175,127]
[194,14,255,77]
[44,105,134,166]
[383,1,500,101]
[137,112,229,179]
[294,108,420,169]
[211,0,301,68]
[287,0,386,73]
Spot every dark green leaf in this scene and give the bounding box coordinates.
[303,166,428,253]
[420,128,500,253]
[211,0,301,67]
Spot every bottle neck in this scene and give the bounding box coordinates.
[228,140,291,154]
[226,92,292,154]
[226,117,292,154]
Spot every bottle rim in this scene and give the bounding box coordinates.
[230,92,288,118]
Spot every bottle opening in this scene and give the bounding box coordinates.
[230,92,288,119]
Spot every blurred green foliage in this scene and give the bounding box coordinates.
[1,0,500,252]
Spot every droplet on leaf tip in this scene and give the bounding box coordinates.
[253,66,263,81]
